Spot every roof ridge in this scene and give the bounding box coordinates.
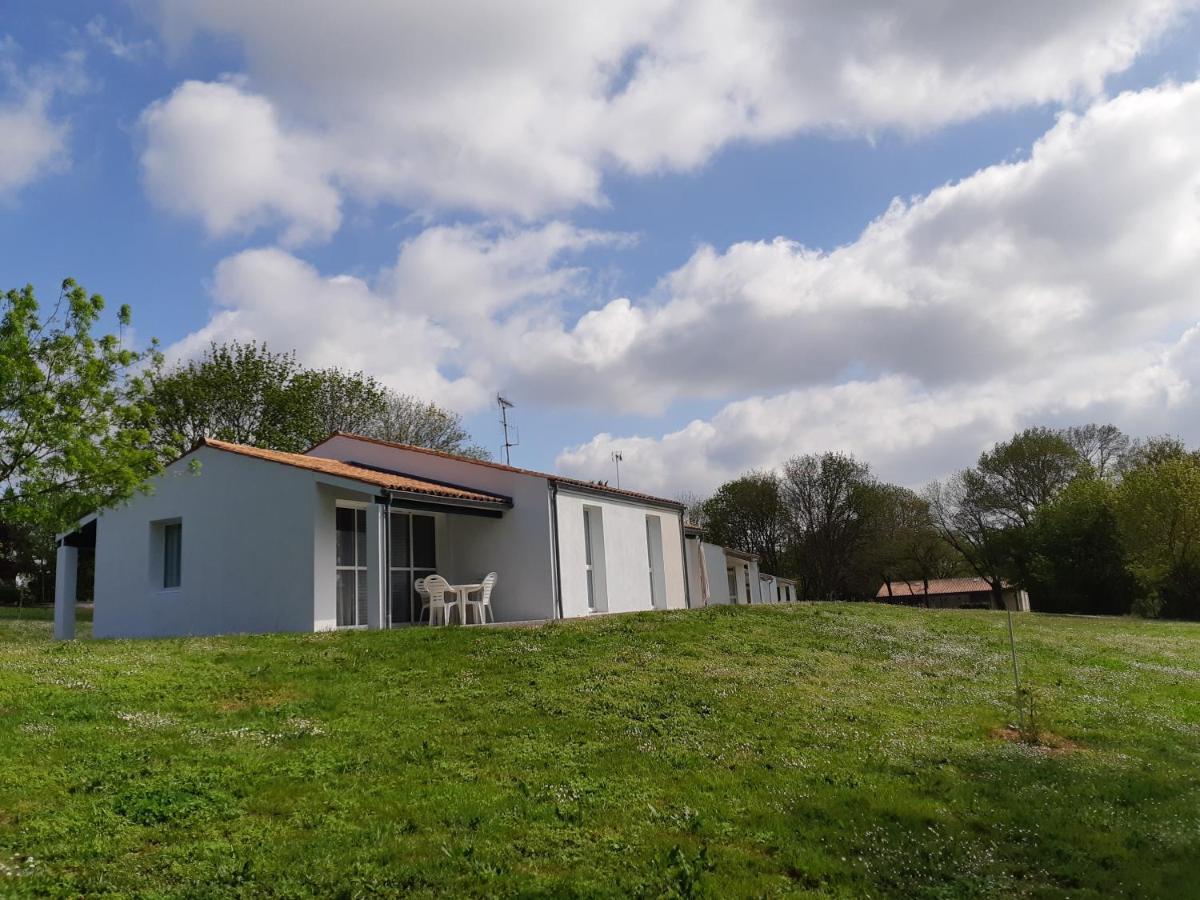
[309,431,685,509]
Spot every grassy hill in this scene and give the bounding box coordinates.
[1,604,1197,897]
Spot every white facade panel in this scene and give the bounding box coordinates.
[554,490,686,618]
[93,446,319,638]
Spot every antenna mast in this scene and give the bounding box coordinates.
[497,394,518,465]
[611,450,623,489]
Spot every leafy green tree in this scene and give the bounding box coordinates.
[867,484,962,602]
[367,393,490,460]
[149,340,489,461]
[699,472,788,576]
[0,280,160,533]
[975,427,1084,527]
[0,280,160,601]
[1117,435,1196,475]
[927,427,1084,606]
[781,452,879,601]
[1026,476,1138,615]
[925,470,1015,608]
[148,341,310,456]
[289,366,389,442]
[1116,455,1200,619]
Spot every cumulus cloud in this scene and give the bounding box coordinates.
[168,78,1200,495]
[139,0,1196,235]
[555,334,1198,495]
[516,81,1200,412]
[139,81,341,244]
[166,222,623,411]
[547,81,1200,492]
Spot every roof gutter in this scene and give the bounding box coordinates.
[549,478,685,513]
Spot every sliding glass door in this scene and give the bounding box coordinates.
[388,512,437,625]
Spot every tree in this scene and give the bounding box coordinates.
[1026,476,1138,615]
[1117,435,1196,475]
[781,452,878,601]
[699,472,788,576]
[0,280,160,533]
[1116,455,1200,619]
[1063,423,1130,479]
[0,280,160,602]
[925,470,1015,609]
[289,367,388,440]
[974,427,1084,528]
[365,393,489,459]
[866,484,961,602]
[926,428,1085,603]
[148,342,489,460]
[148,341,310,456]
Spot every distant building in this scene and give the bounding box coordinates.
[876,577,1030,611]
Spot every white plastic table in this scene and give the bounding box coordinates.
[445,583,483,624]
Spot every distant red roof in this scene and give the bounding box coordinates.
[876,577,1009,598]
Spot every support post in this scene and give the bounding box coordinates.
[366,502,386,630]
[54,543,78,641]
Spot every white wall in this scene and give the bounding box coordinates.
[699,542,731,605]
[554,490,686,618]
[308,436,558,622]
[93,446,320,638]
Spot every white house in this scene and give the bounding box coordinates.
[53,433,690,639]
[682,523,797,607]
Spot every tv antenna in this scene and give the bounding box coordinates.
[611,450,623,489]
[497,394,519,465]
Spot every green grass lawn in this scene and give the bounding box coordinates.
[1,605,1197,897]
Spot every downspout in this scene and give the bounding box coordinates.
[678,511,692,609]
[384,494,392,627]
[378,491,393,628]
[549,482,564,620]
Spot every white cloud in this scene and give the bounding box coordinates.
[555,334,1199,495]
[139,0,1197,234]
[547,81,1200,492]
[0,42,82,196]
[167,79,1200,495]
[139,81,341,245]
[514,81,1200,412]
[85,16,156,62]
[166,222,623,411]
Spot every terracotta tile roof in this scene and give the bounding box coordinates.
[876,577,1009,598]
[198,438,510,504]
[308,431,686,510]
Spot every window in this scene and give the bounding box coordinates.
[727,567,738,604]
[389,512,437,625]
[335,506,368,627]
[163,522,182,589]
[584,508,596,611]
[583,506,606,612]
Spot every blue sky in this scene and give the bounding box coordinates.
[3,3,1200,494]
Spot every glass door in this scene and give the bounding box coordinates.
[389,512,437,625]
[335,506,368,627]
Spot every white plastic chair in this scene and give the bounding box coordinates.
[422,574,459,626]
[463,572,497,625]
[415,577,430,623]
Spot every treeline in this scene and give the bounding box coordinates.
[690,425,1200,620]
[0,281,486,604]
